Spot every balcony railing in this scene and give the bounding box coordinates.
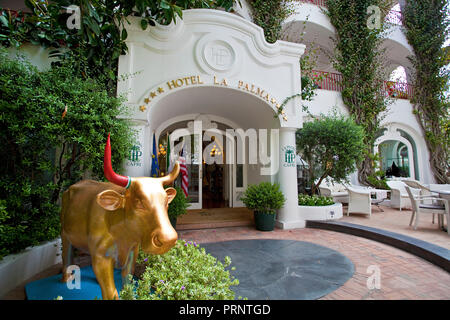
[296,0,328,7]
[308,70,413,100]
[310,70,343,92]
[383,80,413,100]
[296,2,404,26]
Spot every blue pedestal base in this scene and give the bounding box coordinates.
[25,265,123,300]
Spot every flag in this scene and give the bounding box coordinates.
[150,133,160,177]
[166,133,171,173]
[179,148,189,197]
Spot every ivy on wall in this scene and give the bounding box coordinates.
[325,0,393,186]
[249,0,294,44]
[403,0,450,184]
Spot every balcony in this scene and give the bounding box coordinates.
[308,70,414,100]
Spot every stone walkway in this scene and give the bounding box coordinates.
[3,204,450,300]
[178,226,450,300]
[340,204,450,249]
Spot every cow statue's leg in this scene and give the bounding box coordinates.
[92,254,118,300]
[60,234,73,283]
[120,245,138,286]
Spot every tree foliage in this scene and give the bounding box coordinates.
[403,0,450,183]
[249,0,295,44]
[296,112,366,195]
[0,51,134,259]
[0,0,237,93]
[325,0,392,186]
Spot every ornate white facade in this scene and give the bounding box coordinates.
[115,2,435,229]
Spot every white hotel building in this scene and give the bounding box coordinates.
[8,1,435,229]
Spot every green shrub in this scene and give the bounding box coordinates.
[120,240,240,300]
[240,182,286,214]
[298,194,334,206]
[167,186,190,219]
[0,51,135,260]
[296,112,366,195]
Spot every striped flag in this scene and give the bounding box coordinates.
[179,149,189,197]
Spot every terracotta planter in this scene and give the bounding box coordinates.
[254,211,276,231]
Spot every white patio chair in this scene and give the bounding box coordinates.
[404,180,438,223]
[386,180,419,211]
[319,180,349,204]
[405,186,449,235]
[346,187,382,217]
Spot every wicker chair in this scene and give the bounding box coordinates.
[346,187,383,217]
[405,186,449,234]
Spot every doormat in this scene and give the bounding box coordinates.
[25,265,123,300]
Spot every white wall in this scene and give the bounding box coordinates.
[7,43,56,71]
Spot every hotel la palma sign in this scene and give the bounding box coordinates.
[138,75,288,122]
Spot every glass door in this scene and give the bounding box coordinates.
[185,134,202,209]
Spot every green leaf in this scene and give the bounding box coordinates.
[140,18,148,30]
[0,15,9,27]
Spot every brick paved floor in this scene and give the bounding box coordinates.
[340,205,450,249]
[178,226,450,300]
[3,209,450,300]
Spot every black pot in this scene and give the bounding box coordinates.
[254,211,276,231]
[169,216,177,229]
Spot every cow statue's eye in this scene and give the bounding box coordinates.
[135,199,145,209]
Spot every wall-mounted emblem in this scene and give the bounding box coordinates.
[127,144,143,167]
[282,145,296,168]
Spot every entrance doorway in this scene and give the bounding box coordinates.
[157,116,245,210]
[202,163,227,208]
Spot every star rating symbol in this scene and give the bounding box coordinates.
[139,105,147,112]
[157,87,164,94]
[144,98,150,104]
[150,92,157,98]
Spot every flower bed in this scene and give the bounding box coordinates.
[120,240,241,300]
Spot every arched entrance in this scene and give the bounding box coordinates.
[148,85,281,211]
[118,9,306,229]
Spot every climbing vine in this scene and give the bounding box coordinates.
[249,0,295,44]
[326,0,392,186]
[403,0,450,184]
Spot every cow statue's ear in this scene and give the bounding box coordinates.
[165,187,177,204]
[97,190,125,211]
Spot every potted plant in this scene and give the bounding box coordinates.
[241,182,286,231]
[167,186,190,229]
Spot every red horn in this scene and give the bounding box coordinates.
[104,133,131,189]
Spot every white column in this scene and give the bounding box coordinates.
[124,120,148,177]
[276,127,304,229]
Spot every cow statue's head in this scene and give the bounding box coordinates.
[97,133,179,255]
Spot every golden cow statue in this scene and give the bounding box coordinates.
[60,134,179,299]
